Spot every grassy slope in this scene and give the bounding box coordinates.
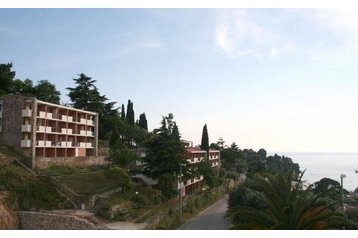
[53,170,124,195]
[0,146,70,211]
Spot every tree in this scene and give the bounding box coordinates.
[217,137,225,150]
[197,160,222,190]
[227,171,347,229]
[0,63,15,95]
[33,80,61,104]
[144,113,186,200]
[67,73,118,139]
[121,104,126,119]
[200,124,209,151]
[126,100,135,126]
[67,73,107,112]
[12,78,34,96]
[138,113,148,131]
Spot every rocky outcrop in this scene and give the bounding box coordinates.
[0,194,19,229]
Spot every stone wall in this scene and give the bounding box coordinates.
[0,95,34,167]
[18,211,105,230]
[35,155,108,169]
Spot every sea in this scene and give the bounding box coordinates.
[268,152,358,192]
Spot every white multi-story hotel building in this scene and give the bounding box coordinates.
[0,94,99,169]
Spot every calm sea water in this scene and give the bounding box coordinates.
[269,152,358,191]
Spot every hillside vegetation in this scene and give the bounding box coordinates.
[0,146,71,211]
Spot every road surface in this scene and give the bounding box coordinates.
[178,195,230,230]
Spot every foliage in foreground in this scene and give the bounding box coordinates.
[227,171,348,229]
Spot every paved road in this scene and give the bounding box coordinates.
[178,195,230,230]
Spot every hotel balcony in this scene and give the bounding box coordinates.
[46,112,53,119]
[21,124,31,132]
[80,118,86,124]
[46,126,52,133]
[56,141,67,147]
[67,141,73,147]
[86,142,93,148]
[61,115,73,122]
[37,126,46,132]
[22,109,32,117]
[38,111,46,118]
[21,139,31,148]
[187,157,204,164]
[86,131,93,136]
[79,142,87,148]
[80,130,86,136]
[86,120,94,126]
[36,140,53,147]
[210,155,219,160]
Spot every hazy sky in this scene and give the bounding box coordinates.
[1,9,358,152]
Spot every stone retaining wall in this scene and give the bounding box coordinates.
[35,155,108,169]
[18,211,105,230]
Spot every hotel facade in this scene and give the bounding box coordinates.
[180,140,220,196]
[0,94,99,169]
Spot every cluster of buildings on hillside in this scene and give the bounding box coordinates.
[0,94,220,196]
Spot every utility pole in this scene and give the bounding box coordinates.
[340,174,346,230]
[179,163,185,224]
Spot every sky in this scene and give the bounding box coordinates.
[1,8,358,153]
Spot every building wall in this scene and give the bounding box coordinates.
[35,155,108,169]
[0,95,34,166]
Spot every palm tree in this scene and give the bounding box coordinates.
[227,171,348,229]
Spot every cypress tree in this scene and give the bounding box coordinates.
[201,124,209,150]
[201,124,209,162]
[129,101,135,125]
[126,100,135,125]
[138,113,148,131]
[121,104,126,119]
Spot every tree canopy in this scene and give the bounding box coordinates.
[0,63,16,96]
[144,113,186,200]
[138,112,148,131]
[227,171,347,229]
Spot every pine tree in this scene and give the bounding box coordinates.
[172,123,180,142]
[138,113,148,131]
[144,114,186,200]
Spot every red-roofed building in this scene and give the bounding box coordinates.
[179,140,220,196]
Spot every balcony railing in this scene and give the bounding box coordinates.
[38,111,46,118]
[37,126,46,132]
[22,109,32,117]
[21,139,31,147]
[21,124,31,132]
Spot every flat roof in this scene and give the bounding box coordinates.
[37,99,97,115]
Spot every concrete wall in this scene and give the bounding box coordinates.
[18,211,105,230]
[35,155,108,169]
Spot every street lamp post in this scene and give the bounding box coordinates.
[179,163,186,224]
[340,174,346,230]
